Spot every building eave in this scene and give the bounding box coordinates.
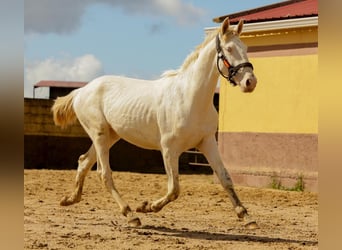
[205,16,318,35]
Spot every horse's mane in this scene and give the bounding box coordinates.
[161,24,241,79]
[161,26,240,78]
[162,29,219,78]
[180,29,219,72]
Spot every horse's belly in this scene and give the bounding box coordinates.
[109,113,161,150]
[117,128,160,150]
[103,90,161,150]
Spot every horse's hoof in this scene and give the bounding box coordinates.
[60,196,71,206]
[244,221,259,229]
[60,194,80,206]
[128,217,141,227]
[136,201,152,213]
[235,205,248,218]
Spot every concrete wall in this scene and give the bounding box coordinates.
[24,98,86,137]
[217,26,318,192]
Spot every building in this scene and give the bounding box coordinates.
[33,80,87,99]
[207,0,318,191]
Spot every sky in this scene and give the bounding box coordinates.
[24,0,282,98]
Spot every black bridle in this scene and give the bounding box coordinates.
[215,34,254,86]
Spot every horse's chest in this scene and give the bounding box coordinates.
[167,113,217,145]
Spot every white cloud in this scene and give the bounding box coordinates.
[152,0,206,26]
[25,0,89,34]
[25,0,206,34]
[25,54,103,98]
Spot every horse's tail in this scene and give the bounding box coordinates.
[51,90,78,129]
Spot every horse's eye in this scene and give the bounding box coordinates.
[227,47,232,53]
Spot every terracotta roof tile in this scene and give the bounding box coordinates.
[34,80,87,88]
[213,0,318,24]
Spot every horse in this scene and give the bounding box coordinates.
[51,17,257,227]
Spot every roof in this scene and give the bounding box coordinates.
[213,0,318,24]
[34,80,88,88]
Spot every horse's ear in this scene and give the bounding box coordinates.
[235,19,244,35]
[220,17,230,34]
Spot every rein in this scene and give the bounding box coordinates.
[215,34,254,86]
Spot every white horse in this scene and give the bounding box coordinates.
[52,17,257,227]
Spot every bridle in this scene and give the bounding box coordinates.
[215,34,254,86]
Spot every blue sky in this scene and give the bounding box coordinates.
[24,0,282,98]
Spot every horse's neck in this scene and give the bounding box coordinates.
[184,38,219,110]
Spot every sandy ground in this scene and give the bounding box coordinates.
[24,170,318,249]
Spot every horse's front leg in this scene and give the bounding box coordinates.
[197,135,258,227]
[137,149,180,213]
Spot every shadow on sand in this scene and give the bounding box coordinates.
[135,225,317,246]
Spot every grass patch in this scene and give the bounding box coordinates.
[270,174,305,192]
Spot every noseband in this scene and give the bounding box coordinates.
[216,34,254,86]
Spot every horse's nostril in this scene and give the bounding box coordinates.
[246,79,251,87]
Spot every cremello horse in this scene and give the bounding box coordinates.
[52,18,257,227]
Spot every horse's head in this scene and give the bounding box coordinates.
[216,17,257,93]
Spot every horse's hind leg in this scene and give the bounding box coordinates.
[60,144,96,206]
[92,128,141,226]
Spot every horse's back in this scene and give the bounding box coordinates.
[74,75,160,108]
[74,75,164,149]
